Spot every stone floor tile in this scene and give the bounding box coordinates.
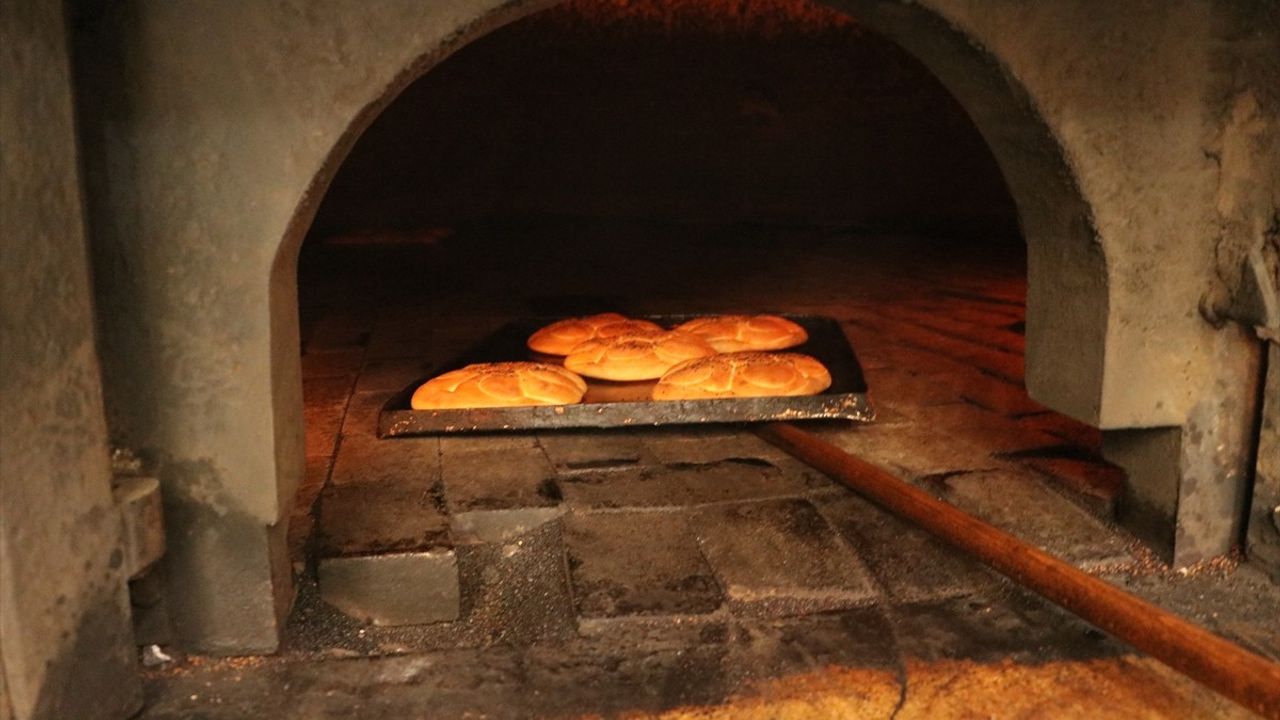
[939,470,1133,568]
[725,607,900,682]
[816,493,1000,603]
[558,459,824,510]
[337,390,394,440]
[694,499,878,616]
[316,479,449,557]
[890,592,1122,664]
[318,551,459,626]
[1020,456,1124,518]
[450,506,565,545]
[303,375,352,459]
[328,433,439,487]
[536,429,648,472]
[439,434,560,513]
[950,370,1047,417]
[563,511,722,619]
[521,626,731,716]
[909,404,1060,456]
[1017,411,1103,449]
[811,422,1002,480]
[863,366,964,408]
[634,426,794,466]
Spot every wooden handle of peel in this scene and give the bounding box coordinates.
[755,422,1280,719]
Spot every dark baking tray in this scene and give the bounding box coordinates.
[379,314,872,436]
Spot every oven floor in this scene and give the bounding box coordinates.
[141,224,1279,718]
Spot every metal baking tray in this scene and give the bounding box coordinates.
[379,314,872,436]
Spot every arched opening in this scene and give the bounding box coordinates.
[278,0,1133,685]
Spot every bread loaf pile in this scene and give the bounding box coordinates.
[411,313,830,408]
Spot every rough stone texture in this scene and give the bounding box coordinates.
[439,435,560,513]
[449,507,565,545]
[563,512,722,618]
[1248,344,1280,580]
[316,481,449,558]
[0,1,141,715]
[892,592,1123,665]
[694,500,878,616]
[558,459,823,510]
[328,434,439,488]
[817,495,1000,603]
[937,471,1133,568]
[536,430,649,472]
[317,552,460,626]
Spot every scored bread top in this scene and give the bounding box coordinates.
[527,313,665,356]
[652,352,831,400]
[411,362,587,409]
[674,314,807,353]
[563,331,718,381]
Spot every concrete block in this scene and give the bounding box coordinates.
[318,551,459,626]
[694,499,878,616]
[563,511,721,619]
[559,459,824,510]
[939,470,1132,568]
[817,494,998,603]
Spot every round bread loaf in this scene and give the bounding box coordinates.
[674,314,807,352]
[652,352,831,400]
[563,331,718,381]
[411,362,587,409]
[528,313,665,356]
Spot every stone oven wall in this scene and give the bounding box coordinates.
[56,0,1280,654]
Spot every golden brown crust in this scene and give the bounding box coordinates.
[411,362,587,409]
[563,331,718,381]
[527,313,665,356]
[674,314,808,353]
[652,352,831,400]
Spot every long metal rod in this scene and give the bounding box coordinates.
[756,422,1280,719]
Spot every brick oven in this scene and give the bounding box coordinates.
[3,1,1278,718]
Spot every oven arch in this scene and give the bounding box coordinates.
[72,0,1262,653]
